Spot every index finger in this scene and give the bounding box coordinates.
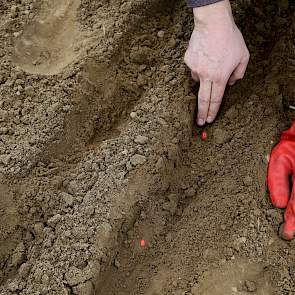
[268,148,292,208]
[197,79,212,126]
[206,81,226,123]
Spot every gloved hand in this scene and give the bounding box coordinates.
[268,123,295,240]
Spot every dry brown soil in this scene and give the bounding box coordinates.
[0,0,295,294]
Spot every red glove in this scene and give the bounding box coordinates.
[267,123,295,240]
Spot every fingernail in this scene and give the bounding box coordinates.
[207,116,214,123]
[197,119,205,126]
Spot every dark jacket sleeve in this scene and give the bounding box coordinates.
[187,0,223,8]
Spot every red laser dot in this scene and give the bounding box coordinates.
[140,239,146,248]
[201,131,207,141]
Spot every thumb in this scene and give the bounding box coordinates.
[228,56,249,86]
[281,176,295,240]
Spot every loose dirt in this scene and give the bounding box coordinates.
[0,0,295,294]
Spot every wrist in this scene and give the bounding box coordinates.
[193,0,235,29]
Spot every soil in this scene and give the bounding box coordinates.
[0,0,295,294]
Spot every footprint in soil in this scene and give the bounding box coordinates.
[13,0,84,75]
[191,260,272,295]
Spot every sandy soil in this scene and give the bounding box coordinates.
[0,0,295,294]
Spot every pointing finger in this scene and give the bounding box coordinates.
[197,79,212,126]
[207,80,226,123]
[268,147,292,208]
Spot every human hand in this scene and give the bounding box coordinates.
[268,123,295,240]
[184,0,250,126]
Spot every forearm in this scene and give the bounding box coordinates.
[187,0,223,8]
[192,0,235,28]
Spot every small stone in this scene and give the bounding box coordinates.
[65,266,93,287]
[236,237,246,244]
[0,127,8,134]
[63,105,71,112]
[130,154,146,166]
[185,187,195,197]
[213,128,232,145]
[158,118,167,126]
[47,214,61,227]
[138,64,147,72]
[243,176,252,186]
[10,5,18,17]
[137,74,147,87]
[268,237,274,246]
[52,176,63,188]
[42,274,49,285]
[34,222,44,237]
[130,112,137,119]
[7,280,20,292]
[157,30,165,38]
[24,86,34,96]
[134,135,148,145]
[165,232,173,243]
[172,137,179,144]
[233,237,246,251]
[114,258,120,269]
[0,109,8,122]
[155,157,165,171]
[13,31,22,38]
[163,199,177,215]
[225,107,239,120]
[126,161,133,171]
[0,75,5,84]
[18,262,31,278]
[24,231,33,242]
[61,192,74,207]
[243,280,257,292]
[15,243,25,254]
[11,253,25,268]
[140,211,146,220]
[11,5,18,13]
[168,194,179,203]
[67,181,79,195]
[73,281,94,295]
[0,155,11,165]
[168,38,176,48]
[224,247,234,257]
